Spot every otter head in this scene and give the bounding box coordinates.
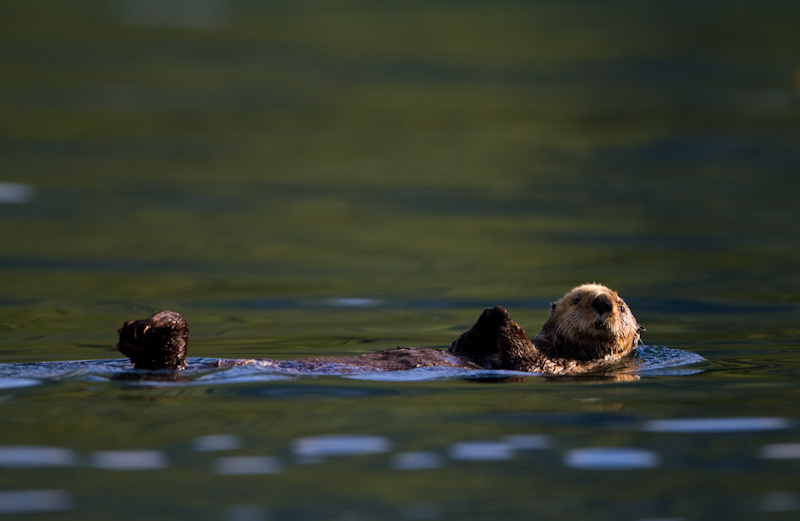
[535,284,644,362]
[117,310,188,370]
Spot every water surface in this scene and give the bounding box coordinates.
[2,1,800,519]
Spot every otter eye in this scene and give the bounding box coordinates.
[620,305,627,313]
[571,297,580,305]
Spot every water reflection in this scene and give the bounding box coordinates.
[0,419,797,519]
[0,344,703,386]
[0,489,73,514]
[90,450,168,470]
[564,447,660,470]
[761,492,800,512]
[449,441,515,461]
[116,0,228,30]
[0,446,77,467]
[193,434,242,452]
[323,297,385,307]
[0,182,34,204]
[759,443,800,459]
[292,435,392,458]
[0,378,40,390]
[503,435,551,450]
[401,503,441,520]
[344,367,532,382]
[643,417,790,433]
[214,456,282,475]
[392,451,444,471]
[222,504,271,521]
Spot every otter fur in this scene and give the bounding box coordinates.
[449,284,644,374]
[117,284,644,375]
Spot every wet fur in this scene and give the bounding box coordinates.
[117,284,644,375]
[117,311,188,370]
[449,284,644,374]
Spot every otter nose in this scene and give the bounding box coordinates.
[592,295,613,316]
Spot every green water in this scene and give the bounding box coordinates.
[2,1,800,519]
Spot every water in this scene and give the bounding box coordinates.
[2,0,800,519]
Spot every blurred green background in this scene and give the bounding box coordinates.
[3,0,798,307]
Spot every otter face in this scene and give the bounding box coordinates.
[544,284,644,361]
[117,310,189,370]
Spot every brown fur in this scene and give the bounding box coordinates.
[117,310,188,370]
[117,284,644,375]
[449,283,644,374]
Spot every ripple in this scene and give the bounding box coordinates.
[90,450,168,470]
[0,378,40,390]
[401,503,441,520]
[0,446,77,467]
[0,489,72,514]
[0,344,705,385]
[642,417,790,433]
[392,451,445,470]
[323,297,384,307]
[635,344,706,373]
[214,456,282,475]
[195,365,291,385]
[564,447,659,470]
[223,504,271,521]
[0,182,34,204]
[449,441,515,461]
[762,492,800,512]
[292,435,392,458]
[0,360,128,381]
[503,434,551,450]
[193,434,242,452]
[116,0,228,30]
[345,367,533,382]
[759,443,800,460]
[256,386,384,399]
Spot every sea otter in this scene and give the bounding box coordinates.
[117,284,645,375]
